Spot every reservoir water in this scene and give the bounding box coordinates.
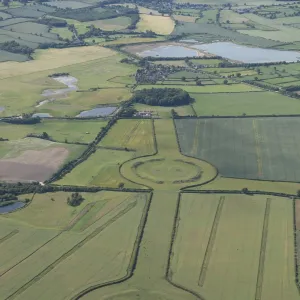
[192,42,300,63]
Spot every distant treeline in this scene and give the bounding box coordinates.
[38,18,67,27]
[131,88,193,106]
[2,117,41,125]
[0,41,33,56]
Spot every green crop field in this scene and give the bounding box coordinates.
[0,191,149,299]
[170,193,298,300]
[176,117,300,182]
[191,91,300,116]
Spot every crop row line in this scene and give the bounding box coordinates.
[198,196,225,287]
[0,230,19,245]
[255,198,271,300]
[6,202,137,300]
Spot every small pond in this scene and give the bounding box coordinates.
[32,113,52,118]
[0,201,25,214]
[139,45,199,58]
[192,42,300,63]
[76,106,117,118]
[37,76,78,107]
[0,106,5,112]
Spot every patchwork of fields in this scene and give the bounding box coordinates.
[2,0,300,299]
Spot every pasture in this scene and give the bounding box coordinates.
[170,193,298,300]
[0,119,107,143]
[176,117,300,182]
[87,16,131,31]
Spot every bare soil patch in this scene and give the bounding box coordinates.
[0,147,69,182]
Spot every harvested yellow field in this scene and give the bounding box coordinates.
[0,46,115,79]
[137,14,175,35]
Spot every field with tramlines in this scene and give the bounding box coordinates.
[169,193,299,300]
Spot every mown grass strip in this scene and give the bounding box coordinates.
[255,198,271,300]
[198,196,225,287]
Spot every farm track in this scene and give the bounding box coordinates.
[121,120,142,148]
[191,119,200,157]
[253,119,264,178]
[5,202,137,300]
[255,198,271,300]
[0,229,19,245]
[198,196,225,287]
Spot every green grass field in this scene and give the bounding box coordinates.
[191,91,300,116]
[136,84,262,93]
[0,119,107,143]
[100,119,155,155]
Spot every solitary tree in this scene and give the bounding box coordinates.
[223,79,228,85]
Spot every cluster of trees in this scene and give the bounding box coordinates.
[49,72,69,77]
[0,41,33,56]
[67,192,84,207]
[131,88,193,106]
[38,18,67,27]
[2,116,41,124]
[26,132,50,140]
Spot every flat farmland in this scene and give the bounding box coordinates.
[0,119,107,143]
[100,119,155,156]
[56,148,142,189]
[0,138,85,182]
[191,92,300,116]
[0,192,149,299]
[176,117,300,181]
[170,193,299,300]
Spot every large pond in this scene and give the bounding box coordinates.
[192,42,300,63]
[138,41,300,63]
[139,45,199,58]
[0,201,25,214]
[37,76,78,107]
[77,106,117,118]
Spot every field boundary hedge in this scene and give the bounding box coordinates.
[70,191,153,300]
